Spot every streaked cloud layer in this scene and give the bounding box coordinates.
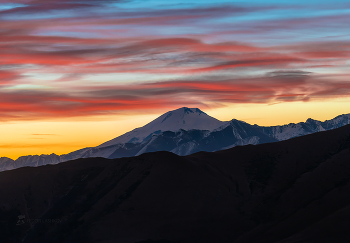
[0,0,350,120]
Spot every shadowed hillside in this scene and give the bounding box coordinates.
[1,124,350,243]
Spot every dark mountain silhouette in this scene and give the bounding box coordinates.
[1,123,350,242]
[1,107,350,172]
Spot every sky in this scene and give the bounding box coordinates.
[0,0,350,159]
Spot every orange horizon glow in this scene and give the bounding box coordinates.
[1,98,350,160]
[1,1,350,160]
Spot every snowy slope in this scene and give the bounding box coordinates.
[98,107,226,147]
[0,157,15,171]
[260,113,350,141]
[2,110,350,172]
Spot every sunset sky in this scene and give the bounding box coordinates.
[1,0,350,159]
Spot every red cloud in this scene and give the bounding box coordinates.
[1,70,350,121]
[0,70,20,85]
[0,2,349,121]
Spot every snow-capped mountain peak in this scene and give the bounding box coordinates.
[2,109,350,172]
[98,107,226,147]
[151,107,224,131]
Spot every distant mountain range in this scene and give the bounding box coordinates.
[1,107,350,171]
[2,121,350,242]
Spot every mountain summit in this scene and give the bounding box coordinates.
[99,107,225,147]
[3,124,350,243]
[149,107,223,131]
[1,109,350,172]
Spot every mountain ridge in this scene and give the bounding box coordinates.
[1,123,350,242]
[1,108,350,171]
[98,107,225,147]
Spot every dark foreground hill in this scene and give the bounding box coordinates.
[1,124,350,243]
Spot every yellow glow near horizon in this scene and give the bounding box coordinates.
[0,114,159,160]
[1,98,349,160]
[208,97,350,126]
